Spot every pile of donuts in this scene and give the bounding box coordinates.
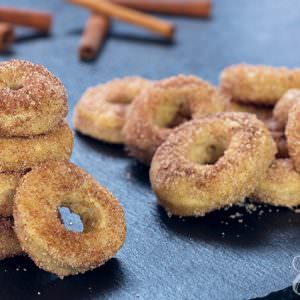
[74,64,300,217]
[0,60,126,279]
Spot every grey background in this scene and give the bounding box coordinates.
[1,1,300,299]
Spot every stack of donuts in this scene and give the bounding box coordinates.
[0,59,73,260]
[74,64,300,217]
[0,60,126,279]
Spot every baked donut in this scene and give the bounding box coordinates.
[220,64,300,105]
[0,60,67,137]
[0,218,22,260]
[253,159,300,208]
[150,113,276,217]
[123,75,227,164]
[14,161,126,278]
[273,89,300,129]
[0,172,23,217]
[0,122,73,172]
[73,77,152,144]
[286,102,300,172]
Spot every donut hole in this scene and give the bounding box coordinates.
[188,134,229,165]
[153,98,192,129]
[58,200,100,233]
[58,206,84,233]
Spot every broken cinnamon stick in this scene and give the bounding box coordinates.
[113,0,212,18]
[68,0,175,39]
[0,6,52,33]
[79,14,109,61]
[0,23,15,52]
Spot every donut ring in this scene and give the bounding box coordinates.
[273,89,300,129]
[0,172,23,217]
[73,77,152,144]
[14,161,126,278]
[286,102,300,172]
[0,218,22,260]
[0,122,73,172]
[220,64,300,105]
[253,159,300,208]
[150,113,276,217]
[0,60,67,137]
[123,75,226,164]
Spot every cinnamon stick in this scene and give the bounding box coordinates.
[0,23,15,51]
[79,14,109,61]
[68,0,175,39]
[0,6,52,33]
[113,0,212,18]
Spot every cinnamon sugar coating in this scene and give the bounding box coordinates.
[150,112,276,217]
[74,77,152,144]
[123,75,227,164]
[286,102,300,172]
[220,64,300,105]
[253,159,300,207]
[0,217,22,260]
[0,121,73,172]
[0,60,67,137]
[273,89,300,129]
[13,161,126,278]
[0,171,23,217]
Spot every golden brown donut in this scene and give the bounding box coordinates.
[220,64,300,105]
[150,113,276,217]
[14,161,126,278]
[0,218,22,260]
[0,122,73,172]
[123,75,227,164]
[273,89,300,129]
[286,102,300,172]
[253,159,300,208]
[0,60,67,137]
[73,77,152,144]
[0,172,23,217]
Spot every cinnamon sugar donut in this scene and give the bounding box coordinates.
[286,102,300,172]
[273,89,300,129]
[0,60,67,137]
[14,161,126,278]
[0,172,23,217]
[0,122,73,172]
[220,64,300,105]
[123,75,227,164]
[150,113,276,217]
[0,218,22,260]
[253,159,300,208]
[73,77,152,144]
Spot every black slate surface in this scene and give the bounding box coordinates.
[1,1,300,299]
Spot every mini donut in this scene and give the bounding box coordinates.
[0,122,73,172]
[0,172,23,217]
[14,160,126,278]
[220,64,300,105]
[123,75,227,164]
[286,102,300,172]
[273,89,300,129]
[73,77,152,144]
[150,112,276,217]
[0,218,22,260]
[0,60,67,137]
[253,159,300,208]
[225,98,273,121]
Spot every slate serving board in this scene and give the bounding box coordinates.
[1,0,300,299]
